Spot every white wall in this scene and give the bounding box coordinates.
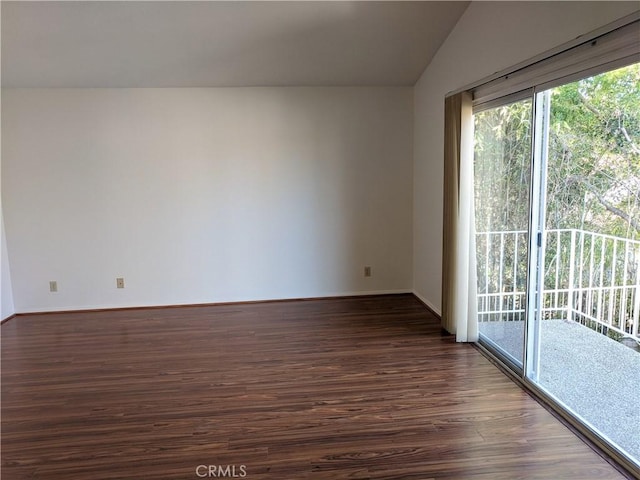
[413,1,639,314]
[2,87,413,312]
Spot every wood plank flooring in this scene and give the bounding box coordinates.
[1,294,630,479]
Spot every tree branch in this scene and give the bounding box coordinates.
[620,126,640,155]
[567,175,640,231]
[578,91,601,117]
[578,91,640,156]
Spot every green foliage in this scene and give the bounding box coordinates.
[474,63,640,240]
[474,99,532,233]
[474,101,532,296]
[473,63,640,333]
[547,63,640,240]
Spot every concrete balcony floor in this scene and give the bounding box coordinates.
[479,319,640,464]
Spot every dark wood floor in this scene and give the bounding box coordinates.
[1,294,629,479]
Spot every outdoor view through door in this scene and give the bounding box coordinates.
[473,63,640,465]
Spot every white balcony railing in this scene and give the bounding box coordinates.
[476,228,640,341]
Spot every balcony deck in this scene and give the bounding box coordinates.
[480,319,640,463]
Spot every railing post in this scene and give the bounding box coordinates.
[567,229,576,322]
[633,250,640,339]
[608,240,618,334]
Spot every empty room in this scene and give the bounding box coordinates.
[2,1,639,479]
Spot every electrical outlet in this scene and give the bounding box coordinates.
[116,277,125,289]
[364,266,372,277]
[49,281,58,292]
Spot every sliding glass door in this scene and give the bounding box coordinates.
[473,63,640,466]
[530,64,640,463]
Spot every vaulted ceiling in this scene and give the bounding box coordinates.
[1,1,469,88]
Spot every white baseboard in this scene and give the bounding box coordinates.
[412,290,441,317]
[14,289,415,315]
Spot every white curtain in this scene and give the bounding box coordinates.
[441,91,478,342]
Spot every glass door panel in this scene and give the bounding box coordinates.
[529,63,640,464]
[474,98,533,367]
